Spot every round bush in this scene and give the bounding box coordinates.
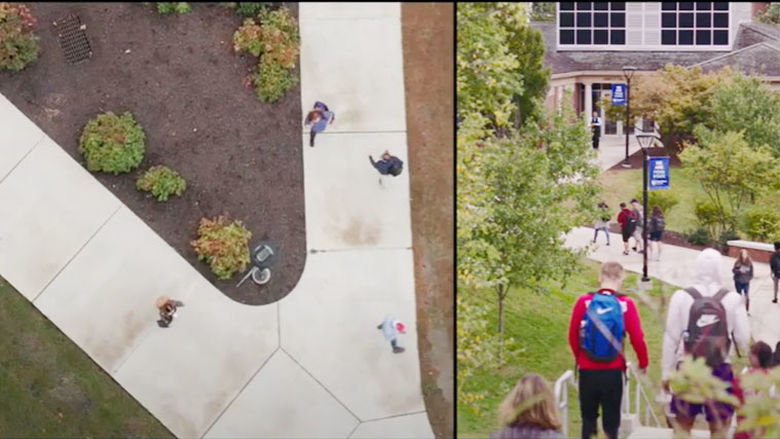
[191,216,252,280]
[0,3,39,71]
[79,112,146,174]
[136,165,187,202]
[252,58,297,103]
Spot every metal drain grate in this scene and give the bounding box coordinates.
[54,14,92,64]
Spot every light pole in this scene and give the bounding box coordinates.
[636,132,657,283]
[622,66,637,168]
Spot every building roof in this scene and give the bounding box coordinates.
[532,21,780,77]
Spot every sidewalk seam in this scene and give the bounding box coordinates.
[0,133,46,186]
[201,346,281,438]
[311,246,413,254]
[280,346,362,422]
[32,204,122,303]
[360,409,428,423]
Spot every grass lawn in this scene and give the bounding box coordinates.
[457,259,683,438]
[0,276,172,438]
[597,167,704,234]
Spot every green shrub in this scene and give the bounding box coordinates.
[252,58,297,103]
[156,2,190,14]
[718,230,741,253]
[233,18,263,56]
[191,216,252,280]
[633,189,680,218]
[693,198,728,243]
[79,112,146,174]
[136,166,186,202]
[686,227,711,246]
[0,3,39,71]
[235,2,266,17]
[739,204,780,242]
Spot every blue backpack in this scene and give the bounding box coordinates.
[579,292,625,362]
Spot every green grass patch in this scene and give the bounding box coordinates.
[457,259,678,437]
[0,276,173,437]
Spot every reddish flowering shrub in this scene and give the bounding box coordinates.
[191,216,252,280]
[0,3,39,71]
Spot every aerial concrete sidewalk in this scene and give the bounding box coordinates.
[0,3,432,438]
[564,227,780,348]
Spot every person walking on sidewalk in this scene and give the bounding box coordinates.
[568,261,649,439]
[771,242,780,303]
[156,296,184,328]
[377,316,406,353]
[617,203,637,256]
[630,199,644,253]
[369,151,404,186]
[304,101,335,147]
[648,206,665,261]
[734,341,773,439]
[732,249,754,313]
[490,373,564,439]
[593,201,611,246]
[661,248,750,438]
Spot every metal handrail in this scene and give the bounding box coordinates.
[554,370,576,437]
[622,362,663,428]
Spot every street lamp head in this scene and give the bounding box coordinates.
[635,132,658,149]
[622,65,637,80]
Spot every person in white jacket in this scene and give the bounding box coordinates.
[660,248,751,437]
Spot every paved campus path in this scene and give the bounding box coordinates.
[0,4,433,438]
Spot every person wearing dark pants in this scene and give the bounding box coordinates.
[568,262,648,439]
[589,111,601,150]
[578,369,623,439]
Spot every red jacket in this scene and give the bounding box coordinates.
[568,289,649,371]
[617,208,633,231]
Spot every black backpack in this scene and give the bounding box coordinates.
[652,215,665,233]
[388,157,403,176]
[683,287,730,368]
[625,210,638,233]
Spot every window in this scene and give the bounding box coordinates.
[660,1,729,46]
[559,2,626,45]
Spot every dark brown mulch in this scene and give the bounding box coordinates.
[0,3,303,305]
[607,144,682,172]
[402,3,454,438]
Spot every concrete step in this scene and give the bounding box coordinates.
[627,426,710,439]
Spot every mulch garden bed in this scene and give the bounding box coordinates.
[0,3,303,305]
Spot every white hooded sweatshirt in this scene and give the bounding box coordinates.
[661,248,751,380]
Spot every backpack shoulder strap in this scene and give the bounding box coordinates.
[714,288,730,302]
[684,287,702,300]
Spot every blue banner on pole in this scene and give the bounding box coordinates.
[611,84,626,106]
[648,157,670,190]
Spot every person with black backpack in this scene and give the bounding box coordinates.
[369,151,403,185]
[617,202,637,256]
[568,261,648,439]
[661,248,750,438]
[648,206,665,261]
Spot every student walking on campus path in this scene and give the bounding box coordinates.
[567,261,648,439]
[661,248,750,438]
[490,373,565,439]
[593,201,611,246]
[377,315,406,353]
[369,150,403,186]
[156,296,184,328]
[648,206,665,261]
[617,202,637,256]
[630,199,644,253]
[304,101,335,147]
[734,341,773,439]
[771,242,780,303]
[732,249,754,313]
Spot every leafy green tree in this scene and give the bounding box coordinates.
[456,2,525,133]
[679,129,780,236]
[699,73,780,158]
[756,2,780,24]
[530,2,555,22]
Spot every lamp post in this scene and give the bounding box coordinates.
[636,132,657,283]
[622,66,637,168]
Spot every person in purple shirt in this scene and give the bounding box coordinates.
[304,101,335,147]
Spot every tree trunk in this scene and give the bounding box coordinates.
[497,286,505,363]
